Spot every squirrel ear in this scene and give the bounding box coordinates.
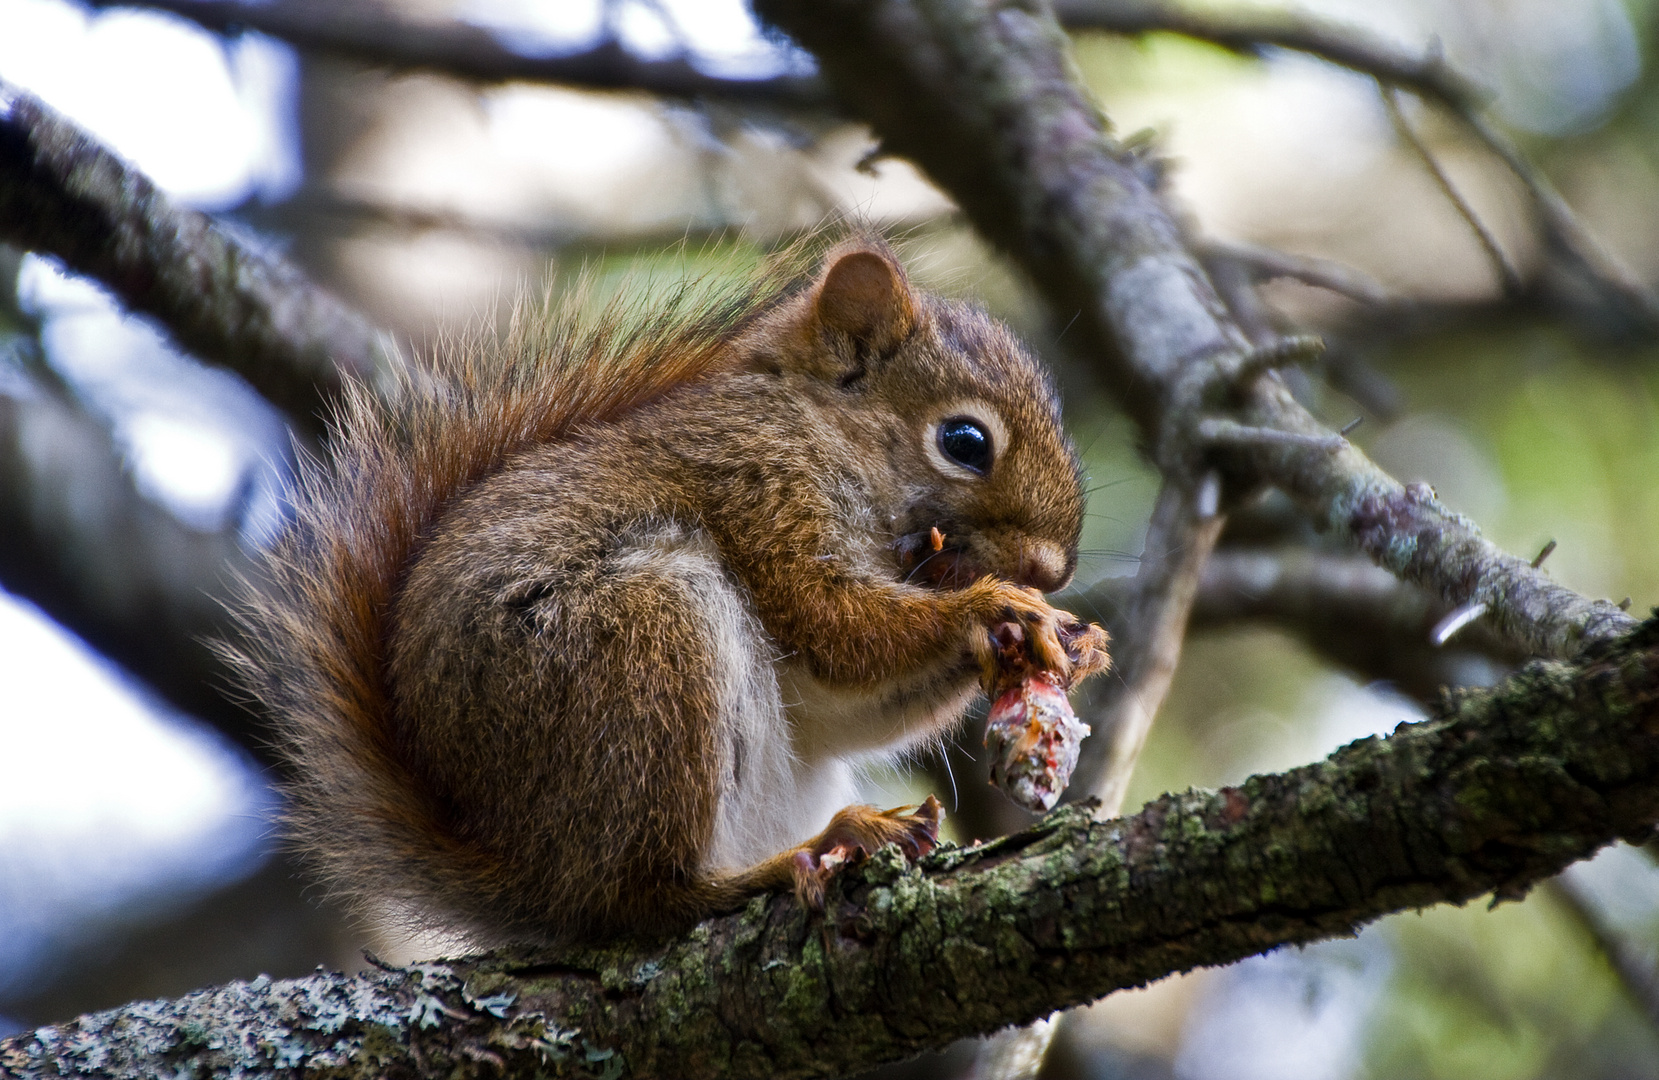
[813,249,917,355]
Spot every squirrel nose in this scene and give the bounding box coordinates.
[1013,540,1070,593]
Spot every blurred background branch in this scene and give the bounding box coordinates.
[82,0,835,106]
[0,84,396,426]
[1070,478,1225,810]
[0,377,256,743]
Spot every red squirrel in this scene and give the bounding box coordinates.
[228,235,1110,946]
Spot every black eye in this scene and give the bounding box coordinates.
[938,417,993,473]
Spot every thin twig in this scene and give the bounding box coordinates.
[1198,417,1346,452]
[1197,242,1405,420]
[1380,84,1523,298]
[1456,107,1659,331]
[1230,334,1326,386]
[1076,479,1227,814]
[1201,238,1394,307]
[1050,0,1481,110]
[1200,237,1282,346]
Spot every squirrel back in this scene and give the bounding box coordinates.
[226,250,811,940]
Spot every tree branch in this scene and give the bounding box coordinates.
[84,0,833,107]
[1380,84,1523,298]
[1182,547,1521,697]
[750,0,1637,659]
[0,85,396,427]
[1199,238,1395,309]
[7,618,1658,1079]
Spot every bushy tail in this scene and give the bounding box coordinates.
[221,248,813,942]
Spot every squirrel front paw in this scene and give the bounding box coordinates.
[966,581,1108,695]
[970,580,1068,680]
[790,797,942,910]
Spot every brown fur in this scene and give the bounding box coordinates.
[225,234,1107,947]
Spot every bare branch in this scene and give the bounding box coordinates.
[1454,106,1659,333]
[1198,244,1407,425]
[1178,547,1520,698]
[1050,0,1481,111]
[1199,238,1395,308]
[1049,0,1659,336]
[752,0,1637,659]
[1380,84,1523,297]
[7,620,1659,1078]
[0,84,396,427]
[85,0,833,107]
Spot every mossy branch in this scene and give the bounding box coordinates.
[7,619,1659,1079]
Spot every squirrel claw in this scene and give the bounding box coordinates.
[1059,617,1111,683]
[790,796,943,911]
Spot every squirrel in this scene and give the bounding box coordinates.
[227,234,1110,948]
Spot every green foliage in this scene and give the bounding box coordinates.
[1370,898,1659,1080]
[1378,322,1659,608]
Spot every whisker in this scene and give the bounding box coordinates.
[902,546,953,584]
[1081,476,1137,498]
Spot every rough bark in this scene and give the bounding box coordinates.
[6,617,1658,1079]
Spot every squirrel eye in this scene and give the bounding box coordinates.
[938,417,993,474]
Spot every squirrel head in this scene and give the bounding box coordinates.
[741,238,1085,595]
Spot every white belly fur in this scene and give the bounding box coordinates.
[615,521,976,874]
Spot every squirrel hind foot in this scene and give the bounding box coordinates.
[789,796,943,910]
